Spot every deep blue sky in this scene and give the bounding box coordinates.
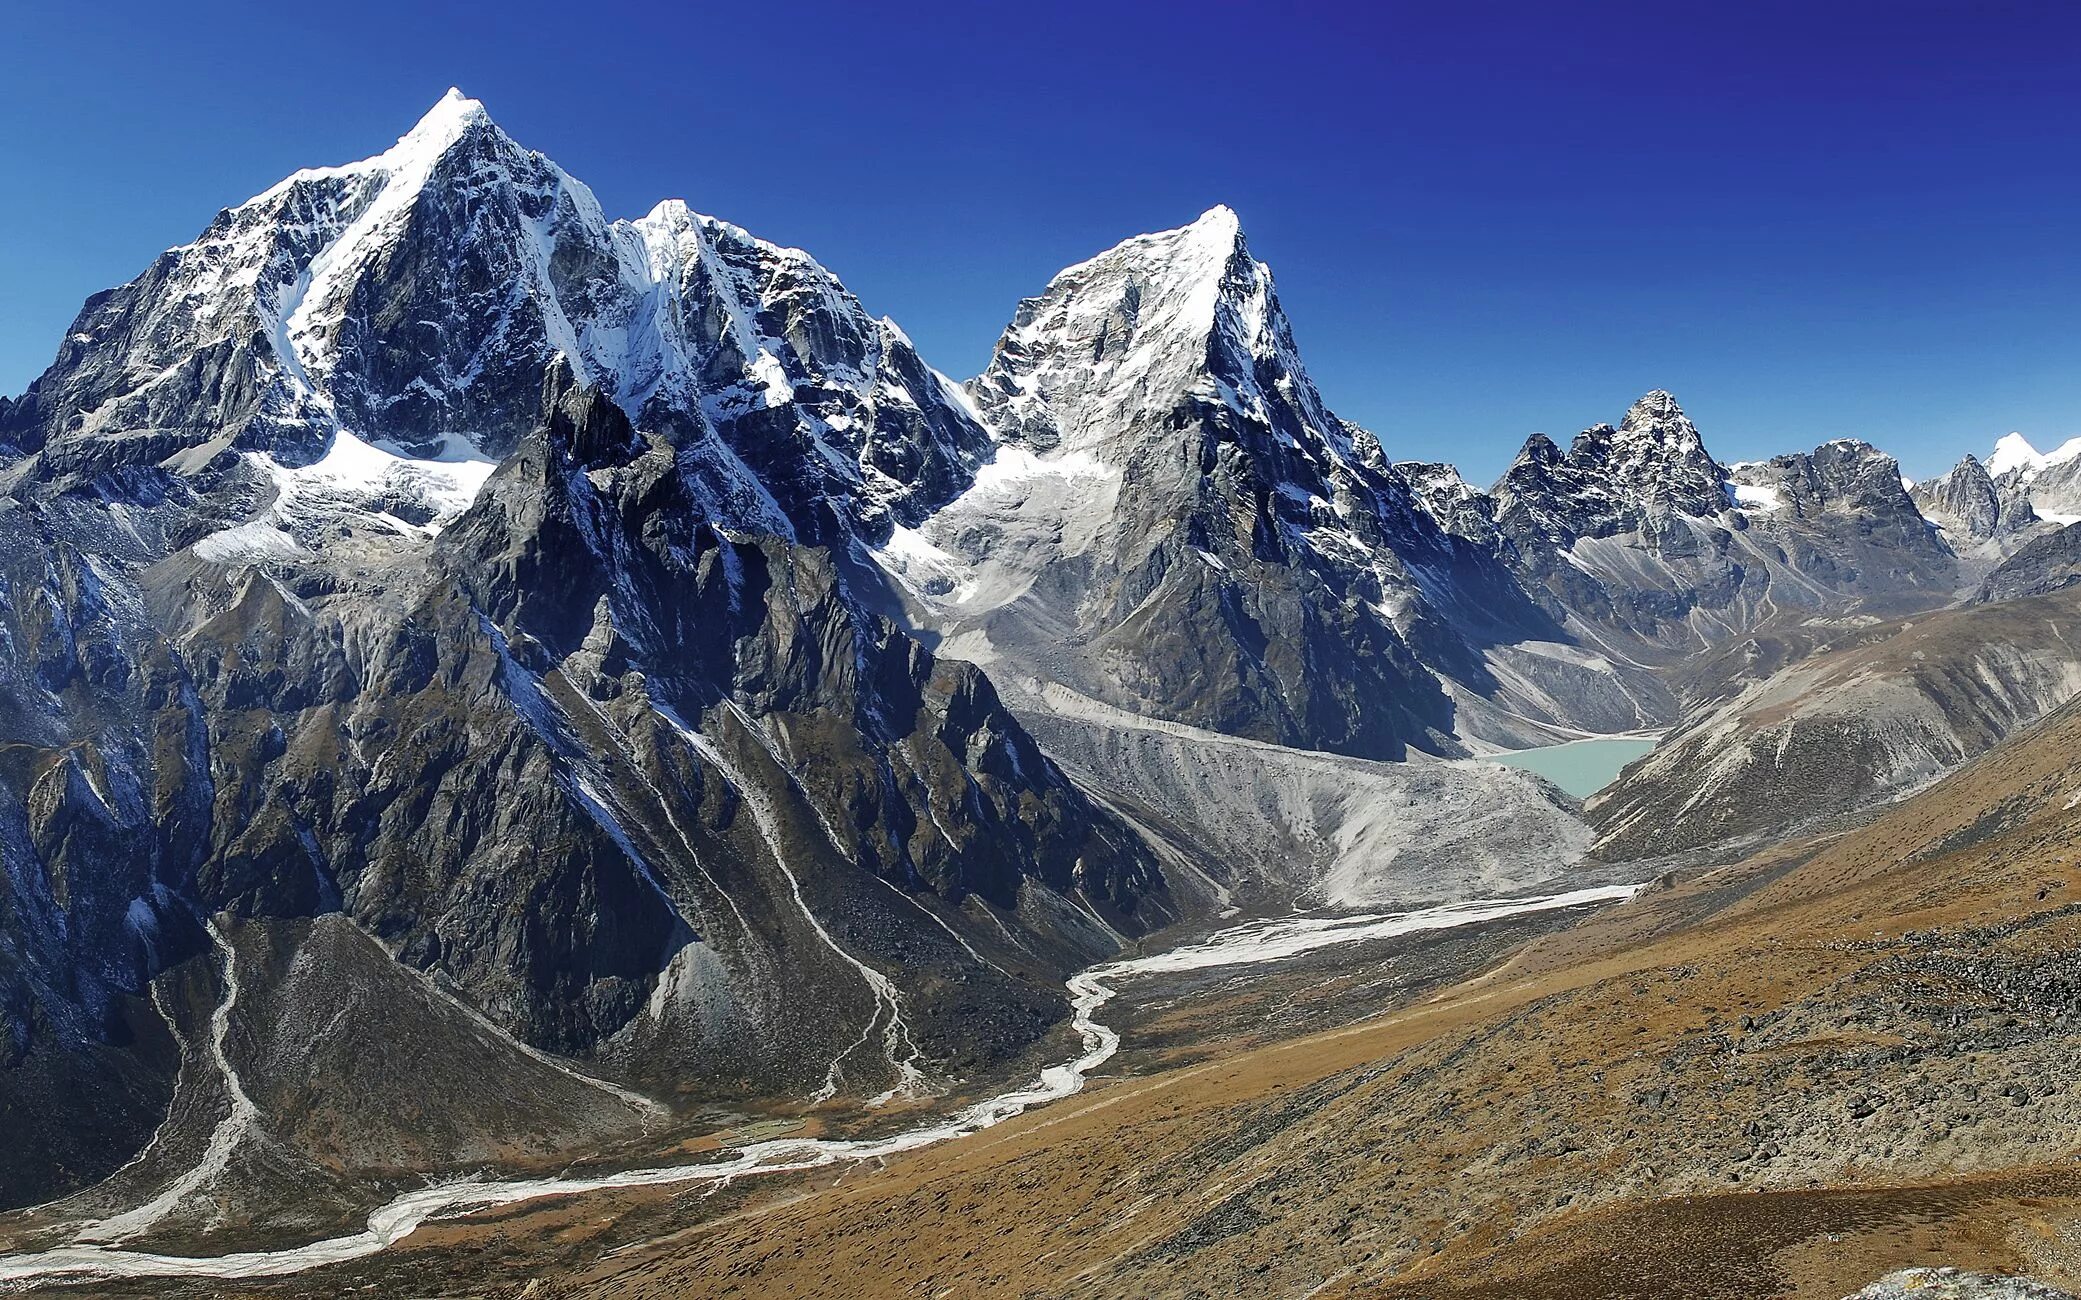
[4,0,2077,481]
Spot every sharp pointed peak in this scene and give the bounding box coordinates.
[1054,205,1252,283]
[1175,204,1248,257]
[1189,204,1243,235]
[248,87,510,208]
[395,87,497,154]
[1515,432,1564,462]
[1129,204,1243,243]
[1622,389,1688,425]
[420,87,489,125]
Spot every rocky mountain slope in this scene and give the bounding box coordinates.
[1005,682,1591,912]
[1586,587,2081,862]
[362,692,2081,1300]
[0,94,1174,1220]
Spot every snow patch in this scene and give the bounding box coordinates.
[1726,480,1786,513]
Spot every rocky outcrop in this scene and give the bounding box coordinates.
[1493,390,1729,545]
[1846,1271,2078,1300]
[1912,454,2037,544]
[1491,411,1959,663]
[0,367,1170,1210]
[1977,521,2081,603]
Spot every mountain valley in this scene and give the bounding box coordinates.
[3,90,2080,1299]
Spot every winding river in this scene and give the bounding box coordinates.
[0,883,1637,1289]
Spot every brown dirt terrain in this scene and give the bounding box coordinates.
[546,699,2081,1300]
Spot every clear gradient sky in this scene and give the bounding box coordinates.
[3,0,2076,481]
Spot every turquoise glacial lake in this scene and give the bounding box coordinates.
[1487,737,1658,799]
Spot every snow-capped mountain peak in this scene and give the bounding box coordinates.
[7,93,993,545]
[1493,390,1729,544]
[1986,431,2081,482]
[412,85,491,137]
[246,87,500,212]
[964,204,1347,471]
[1989,432,2043,478]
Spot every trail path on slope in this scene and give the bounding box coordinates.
[0,885,1636,1290]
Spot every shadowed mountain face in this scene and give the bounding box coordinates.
[1977,521,2081,604]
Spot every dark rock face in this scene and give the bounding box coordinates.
[1733,440,1959,592]
[1977,521,2081,603]
[1912,454,2037,543]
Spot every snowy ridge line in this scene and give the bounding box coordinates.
[0,883,1638,1289]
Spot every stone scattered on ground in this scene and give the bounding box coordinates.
[1848,1266,2080,1299]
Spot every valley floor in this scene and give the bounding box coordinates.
[547,803,2081,1300]
[17,704,2081,1299]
